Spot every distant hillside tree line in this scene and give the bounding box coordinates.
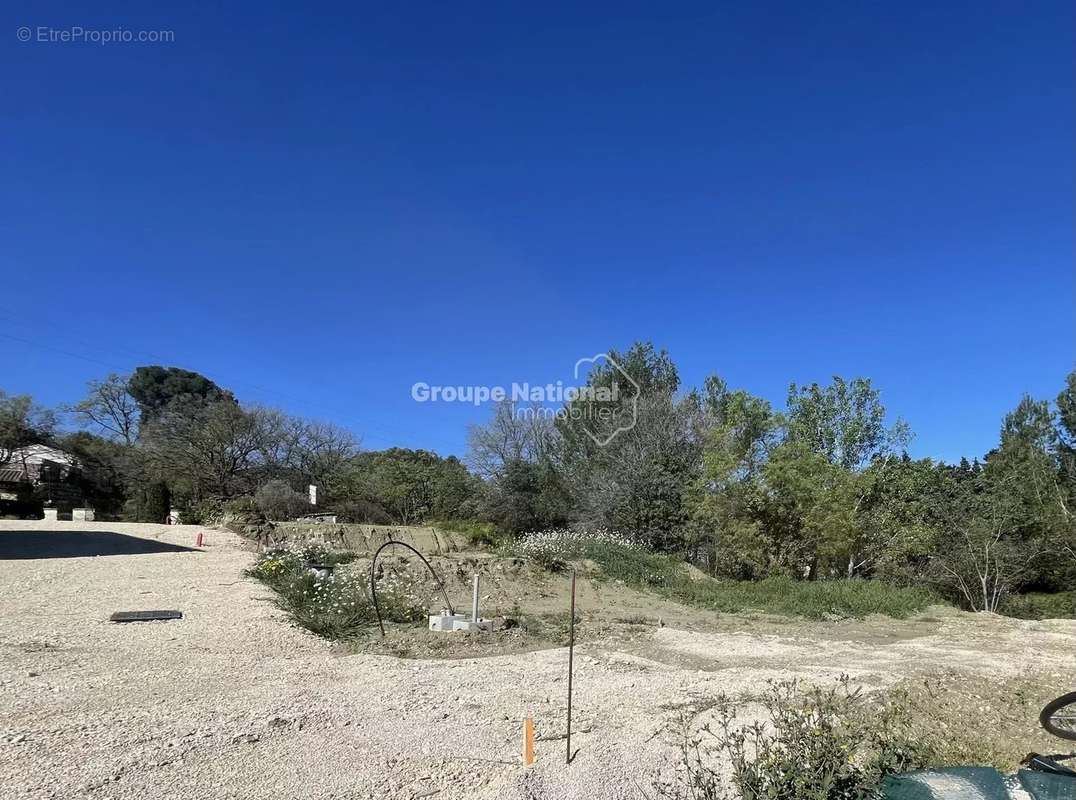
[2,350,1074,613]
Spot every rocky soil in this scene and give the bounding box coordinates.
[1,519,1074,800]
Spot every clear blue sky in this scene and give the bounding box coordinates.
[2,1,1072,462]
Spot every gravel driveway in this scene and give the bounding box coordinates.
[2,520,1074,800]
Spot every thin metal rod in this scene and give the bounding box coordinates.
[566,569,576,765]
[369,539,454,637]
[471,574,480,622]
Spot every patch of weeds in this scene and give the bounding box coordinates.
[663,575,940,620]
[654,672,1071,799]
[890,671,1073,770]
[517,612,573,645]
[507,527,646,572]
[246,547,424,640]
[275,569,376,639]
[1001,590,1076,620]
[508,528,938,619]
[653,676,940,800]
[431,519,507,549]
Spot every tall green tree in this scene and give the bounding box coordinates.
[67,373,140,445]
[685,378,779,573]
[330,448,478,524]
[483,457,572,533]
[137,401,268,502]
[554,342,699,549]
[128,366,235,422]
[930,467,1042,612]
[0,390,56,466]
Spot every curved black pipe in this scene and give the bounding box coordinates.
[369,539,454,636]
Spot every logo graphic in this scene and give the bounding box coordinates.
[572,353,640,446]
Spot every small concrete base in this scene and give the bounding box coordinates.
[429,613,467,632]
[73,508,95,522]
[428,613,493,633]
[452,619,494,633]
[43,509,58,521]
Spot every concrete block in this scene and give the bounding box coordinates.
[43,508,58,521]
[451,618,494,633]
[72,508,95,522]
[429,613,468,632]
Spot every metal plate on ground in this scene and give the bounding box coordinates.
[109,610,183,623]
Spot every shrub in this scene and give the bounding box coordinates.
[126,481,171,523]
[510,526,643,570]
[246,546,426,639]
[331,498,394,524]
[222,495,275,541]
[372,570,429,623]
[511,528,939,619]
[1000,590,1076,620]
[666,576,940,620]
[275,569,375,639]
[431,518,505,548]
[655,677,939,800]
[180,497,224,525]
[254,480,310,521]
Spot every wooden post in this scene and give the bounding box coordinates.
[566,569,576,764]
[523,717,535,765]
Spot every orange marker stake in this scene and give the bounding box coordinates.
[196,532,204,547]
[523,717,535,766]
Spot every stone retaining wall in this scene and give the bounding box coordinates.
[262,522,467,556]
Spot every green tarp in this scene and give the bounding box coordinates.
[1019,769,1076,800]
[883,767,1076,800]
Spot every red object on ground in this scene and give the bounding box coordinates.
[196,532,204,548]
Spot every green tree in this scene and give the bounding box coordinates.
[686,379,779,573]
[331,448,478,524]
[0,390,56,465]
[483,457,573,533]
[128,366,235,422]
[580,394,703,550]
[57,431,129,517]
[785,376,908,471]
[931,468,1041,612]
[254,479,310,520]
[67,373,140,445]
[554,342,698,550]
[776,376,910,578]
[556,341,680,471]
[857,456,951,585]
[137,401,268,502]
[1057,371,1076,568]
[981,392,1071,591]
[124,366,236,519]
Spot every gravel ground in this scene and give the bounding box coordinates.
[2,520,1075,800]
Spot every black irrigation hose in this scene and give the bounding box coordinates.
[369,539,454,637]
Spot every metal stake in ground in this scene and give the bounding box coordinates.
[566,568,576,765]
[471,574,480,622]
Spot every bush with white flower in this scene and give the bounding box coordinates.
[510,526,644,570]
[247,547,428,639]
